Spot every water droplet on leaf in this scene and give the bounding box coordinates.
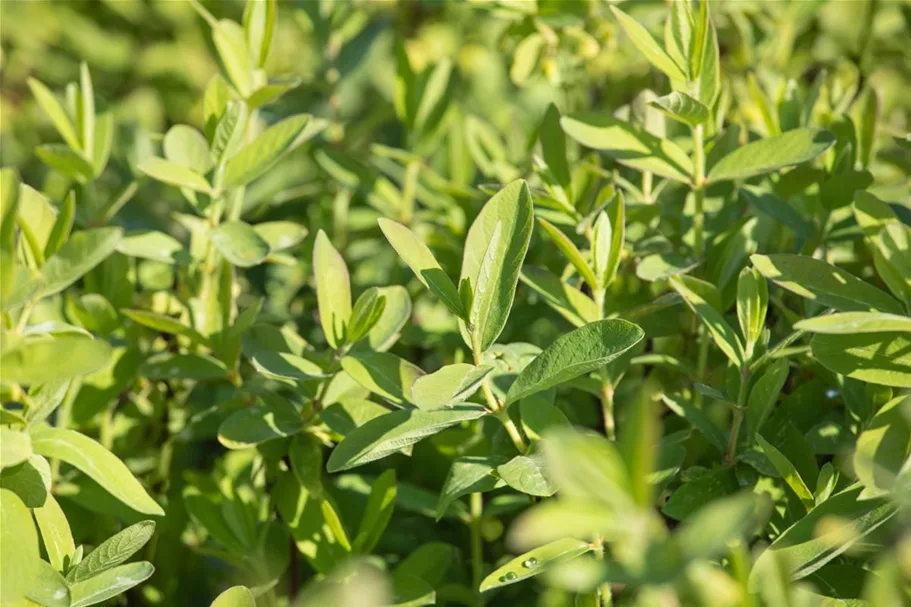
[523,557,538,568]
[504,571,518,581]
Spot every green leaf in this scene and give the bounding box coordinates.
[505,319,644,405]
[460,180,533,352]
[346,288,387,346]
[117,230,187,264]
[394,543,455,588]
[737,266,768,357]
[413,59,453,137]
[210,101,248,167]
[674,491,766,562]
[757,434,815,510]
[213,19,253,96]
[561,113,693,182]
[163,124,211,174]
[122,309,204,343]
[519,267,599,328]
[670,276,745,366]
[68,520,155,582]
[540,103,571,196]
[341,351,425,407]
[314,230,351,349]
[26,558,70,607]
[662,468,738,521]
[0,336,112,385]
[479,538,591,592]
[353,469,396,554]
[223,114,315,188]
[0,488,39,605]
[211,586,256,607]
[138,157,211,193]
[367,286,412,352]
[28,78,82,151]
[510,33,543,85]
[610,7,686,81]
[811,332,911,388]
[212,221,271,267]
[649,91,710,127]
[0,428,32,470]
[707,128,836,183]
[77,62,95,158]
[854,395,911,495]
[30,426,164,516]
[0,455,50,507]
[537,218,598,289]
[664,0,693,80]
[69,561,154,607]
[39,226,122,297]
[327,405,488,472]
[218,403,304,449]
[33,494,75,572]
[410,364,492,410]
[520,401,570,442]
[243,0,276,67]
[436,456,506,520]
[253,220,307,252]
[747,358,789,441]
[497,455,556,497]
[591,192,624,289]
[249,350,325,381]
[35,144,95,182]
[752,254,902,313]
[749,487,895,584]
[378,218,466,319]
[796,312,911,334]
[140,352,228,380]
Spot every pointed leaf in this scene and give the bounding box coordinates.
[610,7,686,81]
[479,538,591,592]
[707,128,836,183]
[341,351,425,407]
[223,114,314,187]
[410,364,492,410]
[314,230,351,349]
[138,157,211,193]
[212,221,270,267]
[670,276,745,366]
[70,561,154,607]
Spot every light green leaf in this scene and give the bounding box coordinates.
[140,352,227,380]
[747,358,788,441]
[410,364,492,410]
[497,455,556,497]
[519,267,599,328]
[812,331,911,388]
[505,319,644,405]
[796,312,911,334]
[68,520,155,582]
[213,19,253,97]
[212,221,271,267]
[707,128,836,183]
[413,59,453,137]
[610,7,686,81]
[249,350,325,381]
[737,266,768,356]
[0,488,39,605]
[368,286,411,352]
[662,394,727,453]
[30,426,164,516]
[460,180,534,351]
[69,561,154,607]
[163,124,210,174]
[91,111,114,176]
[378,218,466,319]
[39,227,122,297]
[117,230,187,264]
[26,558,70,607]
[223,114,314,188]
[218,404,304,449]
[511,33,543,85]
[0,336,112,385]
[674,491,765,562]
[341,351,425,407]
[243,0,276,67]
[353,469,396,554]
[537,218,598,289]
[327,405,488,472]
[77,62,95,158]
[346,288,387,346]
[33,494,75,572]
[253,221,307,252]
[592,192,624,289]
[752,254,902,313]
[0,455,49,507]
[314,230,351,349]
[561,113,693,182]
[436,456,507,521]
[35,144,95,182]
[138,157,211,193]
[757,434,815,510]
[121,310,204,343]
[0,428,32,470]
[28,78,82,151]
[521,401,570,442]
[649,91,710,127]
[479,538,591,592]
[669,275,745,366]
[211,586,256,607]
[854,395,911,495]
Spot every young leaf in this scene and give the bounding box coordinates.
[341,351,425,407]
[479,538,591,592]
[367,286,412,352]
[252,220,307,252]
[211,586,256,607]
[29,426,164,516]
[0,489,40,605]
[69,561,154,607]
[314,230,352,349]
[0,428,32,470]
[460,180,534,351]
[0,336,112,385]
[35,145,95,182]
[410,364,492,410]
[796,312,911,334]
[751,254,903,313]
[649,91,710,127]
[519,267,599,328]
[540,103,571,196]
[28,78,82,151]
[378,218,466,318]
[218,404,304,449]
[670,276,745,366]
[674,491,765,562]
[117,230,187,265]
[610,7,686,82]
[26,558,70,607]
[496,455,556,497]
[707,128,836,183]
[327,405,488,472]
[561,113,694,182]
[213,19,253,97]
[505,319,644,405]
[436,456,507,521]
[591,192,624,288]
[243,0,277,67]
[163,125,211,174]
[737,266,768,357]
[537,218,598,289]
[67,521,156,582]
[353,469,396,554]
[212,221,271,267]
[33,494,75,572]
[138,157,211,193]
[223,114,316,188]
[756,434,815,510]
[746,358,789,441]
[811,332,911,388]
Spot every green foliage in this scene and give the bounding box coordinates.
[1,0,911,605]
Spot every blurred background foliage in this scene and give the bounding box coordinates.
[1,0,910,605]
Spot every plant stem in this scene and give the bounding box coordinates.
[470,492,485,607]
[472,341,527,453]
[593,285,616,441]
[692,123,706,257]
[724,367,751,465]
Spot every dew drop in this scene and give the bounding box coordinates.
[504,571,518,581]
[522,557,538,568]
[498,576,506,583]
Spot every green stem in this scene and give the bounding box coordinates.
[724,367,751,465]
[693,326,710,408]
[401,160,420,224]
[593,286,616,441]
[692,124,706,257]
[470,492,485,606]
[472,340,527,453]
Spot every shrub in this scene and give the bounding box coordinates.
[1,0,910,605]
